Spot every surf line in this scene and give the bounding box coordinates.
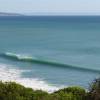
[1,52,100,73]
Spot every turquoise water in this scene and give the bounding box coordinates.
[0,16,100,92]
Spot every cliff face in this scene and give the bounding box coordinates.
[0,12,23,16]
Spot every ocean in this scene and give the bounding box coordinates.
[0,16,100,92]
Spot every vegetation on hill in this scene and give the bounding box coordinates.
[0,78,100,100]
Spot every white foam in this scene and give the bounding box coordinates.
[0,63,59,92]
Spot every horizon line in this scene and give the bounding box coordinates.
[1,11,100,16]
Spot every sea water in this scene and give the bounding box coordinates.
[0,16,100,92]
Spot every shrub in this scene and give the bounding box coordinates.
[0,81,49,100]
[53,86,86,100]
[1,80,100,100]
[88,78,100,100]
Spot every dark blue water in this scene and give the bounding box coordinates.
[0,16,100,92]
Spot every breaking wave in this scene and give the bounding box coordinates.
[0,63,59,92]
[0,52,100,73]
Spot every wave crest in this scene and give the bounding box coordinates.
[1,52,100,73]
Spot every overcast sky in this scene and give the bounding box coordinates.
[0,0,100,15]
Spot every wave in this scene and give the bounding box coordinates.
[0,52,100,73]
[0,63,59,92]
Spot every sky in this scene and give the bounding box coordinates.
[0,0,100,15]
